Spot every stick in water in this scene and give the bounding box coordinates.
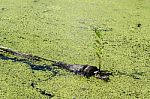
[0,45,112,81]
[0,45,56,62]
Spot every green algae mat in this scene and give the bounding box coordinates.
[0,0,150,98]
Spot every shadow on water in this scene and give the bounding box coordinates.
[0,53,59,75]
[0,53,56,97]
[112,70,146,80]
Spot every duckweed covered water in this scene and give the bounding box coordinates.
[0,0,150,98]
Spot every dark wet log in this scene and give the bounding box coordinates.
[0,45,112,81]
[52,61,98,77]
[52,62,112,81]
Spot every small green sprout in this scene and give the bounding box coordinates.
[94,27,104,70]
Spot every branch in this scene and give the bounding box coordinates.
[0,45,56,62]
[0,45,112,81]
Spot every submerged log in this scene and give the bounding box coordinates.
[0,45,112,81]
[0,45,56,62]
[52,61,112,81]
[52,62,98,77]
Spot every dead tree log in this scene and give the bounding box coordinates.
[52,62,112,81]
[0,45,112,81]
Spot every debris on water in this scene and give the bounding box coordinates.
[0,46,112,81]
[52,61,112,81]
[33,0,39,2]
[137,23,141,27]
[30,82,54,97]
[36,88,54,97]
[1,8,6,10]
[31,82,35,88]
